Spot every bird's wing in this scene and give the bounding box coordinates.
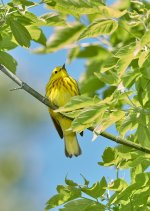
[68,77,80,95]
[50,112,63,139]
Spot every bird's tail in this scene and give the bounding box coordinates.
[64,133,81,158]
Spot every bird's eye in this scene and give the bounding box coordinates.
[55,71,57,74]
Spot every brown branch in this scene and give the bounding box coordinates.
[1,64,150,154]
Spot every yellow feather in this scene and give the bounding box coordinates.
[46,66,81,158]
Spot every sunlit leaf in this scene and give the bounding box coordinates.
[99,147,117,167]
[0,51,17,73]
[0,35,17,50]
[94,71,118,85]
[44,0,104,17]
[80,174,90,186]
[81,177,107,198]
[45,186,81,210]
[65,177,78,187]
[122,69,141,88]
[55,95,100,113]
[40,13,67,26]
[79,19,118,40]
[26,26,46,45]
[108,178,128,192]
[110,173,150,205]
[67,46,80,63]
[94,110,125,134]
[45,0,126,19]
[80,76,105,96]
[59,198,105,211]
[8,19,31,47]
[71,106,106,133]
[35,23,84,53]
[141,30,150,47]
[138,50,149,68]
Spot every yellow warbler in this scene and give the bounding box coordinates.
[46,64,82,158]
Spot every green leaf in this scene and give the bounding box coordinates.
[67,46,80,63]
[8,19,31,47]
[115,42,140,76]
[115,43,136,58]
[79,19,118,40]
[136,112,150,147]
[59,198,105,211]
[84,202,105,211]
[94,71,118,85]
[65,177,78,187]
[99,147,117,167]
[130,164,144,183]
[101,57,118,73]
[108,178,128,192]
[0,51,17,73]
[118,111,138,137]
[110,172,150,204]
[77,45,104,58]
[44,0,103,17]
[0,35,17,50]
[80,76,105,96]
[12,11,44,27]
[45,0,126,18]
[40,13,67,26]
[117,57,133,77]
[71,106,106,133]
[138,50,149,68]
[88,7,126,21]
[140,53,150,80]
[56,95,100,113]
[94,110,125,134]
[81,177,107,199]
[129,155,150,169]
[45,186,81,210]
[137,124,150,148]
[36,23,84,53]
[141,30,150,47]
[122,69,141,88]
[26,26,46,45]
[11,0,36,7]
[80,174,90,186]
[135,172,150,186]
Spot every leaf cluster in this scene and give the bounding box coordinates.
[0,0,46,72]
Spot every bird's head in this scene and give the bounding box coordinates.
[50,64,68,80]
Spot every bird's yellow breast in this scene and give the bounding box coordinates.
[46,76,79,107]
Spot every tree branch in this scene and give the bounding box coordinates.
[0,64,56,110]
[1,64,150,154]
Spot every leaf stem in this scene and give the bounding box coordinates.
[1,64,150,154]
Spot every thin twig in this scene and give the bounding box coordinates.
[1,64,150,154]
[10,87,23,91]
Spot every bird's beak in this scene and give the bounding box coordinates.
[62,63,65,69]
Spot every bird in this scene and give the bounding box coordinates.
[46,64,82,158]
